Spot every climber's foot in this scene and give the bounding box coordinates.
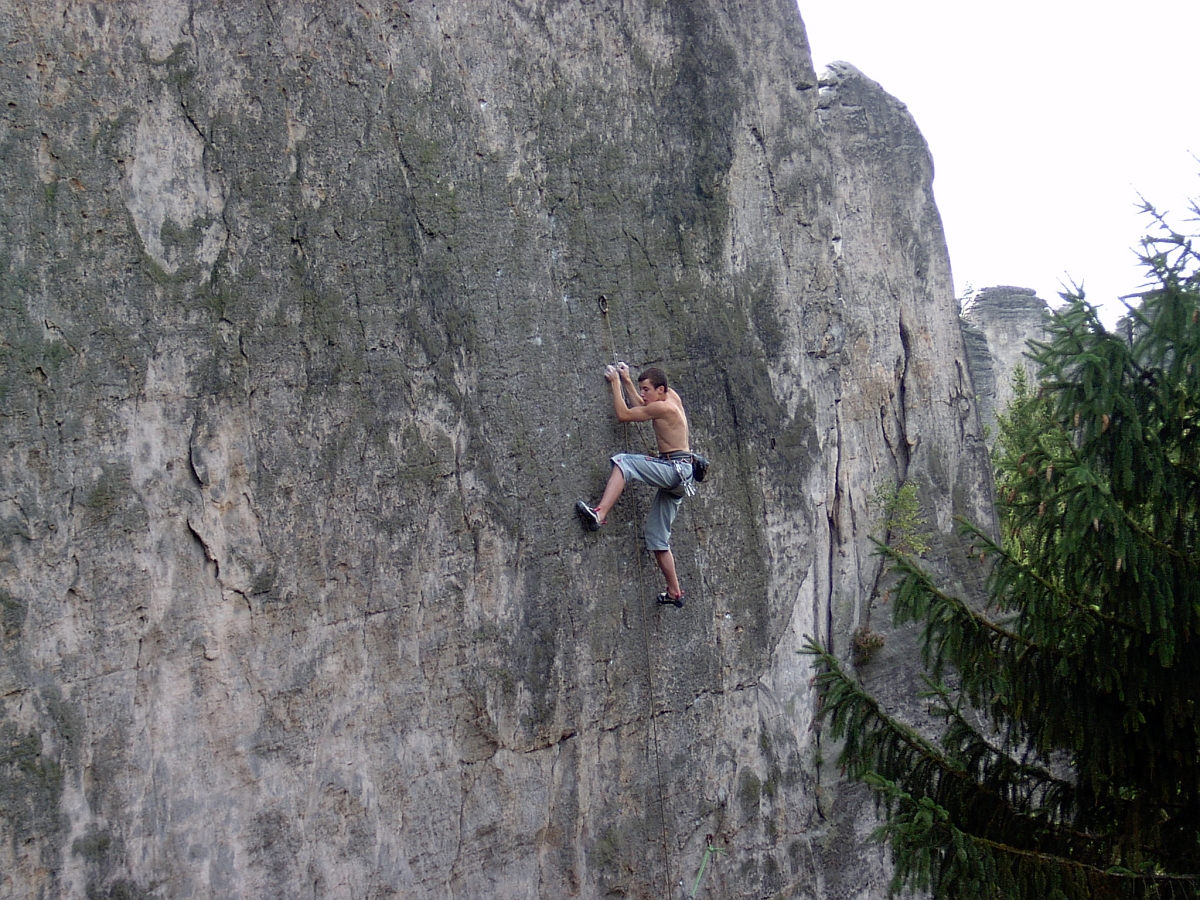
[575,501,603,531]
[657,590,685,609]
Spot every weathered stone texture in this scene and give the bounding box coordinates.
[0,3,989,898]
[962,285,1051,438]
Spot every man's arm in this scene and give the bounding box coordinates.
[617,363,645,407]
[606,365,657,423]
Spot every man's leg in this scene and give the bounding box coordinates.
[645,488,685,602]
[593,464,625,523]
[580,454,669,532]
[654,549,683,601]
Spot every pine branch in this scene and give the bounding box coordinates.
[805,642,1103,857]
[961,521,1136,632]
[873,776,1200,900]
[922,679,1076,819]
[876,542,1033,648]
[968,834,1200,891]
[805,639,953,781]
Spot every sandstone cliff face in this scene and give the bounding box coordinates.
[961,286,1051,439]
[0,4,990,898]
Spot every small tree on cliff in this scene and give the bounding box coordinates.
[807,207,1200,900]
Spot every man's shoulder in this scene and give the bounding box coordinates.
[647,397,683,417]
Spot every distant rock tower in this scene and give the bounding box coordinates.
[961,286,1051,441]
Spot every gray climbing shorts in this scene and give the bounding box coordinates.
[610,453,693,552]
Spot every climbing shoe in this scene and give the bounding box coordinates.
[575,500,602,531]
[657,591,685,609]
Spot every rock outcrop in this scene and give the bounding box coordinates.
[0,3,990,898]
[962,286,1051,438]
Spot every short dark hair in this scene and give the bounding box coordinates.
[638,367,668,390]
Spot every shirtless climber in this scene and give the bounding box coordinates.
[576,363,695,608]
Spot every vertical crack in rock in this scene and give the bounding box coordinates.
[186,516,218,576]
[827,401,843,648]
[953,358,974,441]
[186,400,272,603]
[892,311,913,480]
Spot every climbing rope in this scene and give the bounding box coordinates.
[630,494,675,896]
[599,295,676,898]
[600,294,729,897]
[597,294,618,365]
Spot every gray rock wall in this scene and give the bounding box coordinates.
[962,285,1051,438]
[0,3,990,898]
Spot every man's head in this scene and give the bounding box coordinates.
[637,367,668,403]
[638,367,667,390]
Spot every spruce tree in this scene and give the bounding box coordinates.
[808,208,1200,899]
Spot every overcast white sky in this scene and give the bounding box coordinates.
[797,1,1199,326]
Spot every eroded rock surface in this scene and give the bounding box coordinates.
[0,4,989,897]
[962,285,1051,438]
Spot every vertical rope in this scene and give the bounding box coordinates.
[599,296,675,898]
[629,488,674,898]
